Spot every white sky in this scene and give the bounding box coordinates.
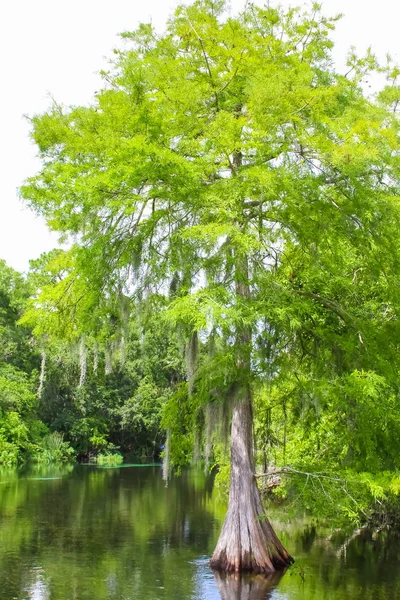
[1,0,399,273]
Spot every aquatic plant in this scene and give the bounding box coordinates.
[95,452,123,466]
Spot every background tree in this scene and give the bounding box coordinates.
[23,250,186,460]
[0,260,75,464]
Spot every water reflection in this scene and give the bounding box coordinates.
[28,571,49,600]
[0,465,399,599]
[213,571,284,600]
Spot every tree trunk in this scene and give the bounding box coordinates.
[210,392,293,573]
[210,219,293,573]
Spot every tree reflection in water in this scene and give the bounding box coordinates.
[213,570,284,600]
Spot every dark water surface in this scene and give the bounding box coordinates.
[0,464,399,600]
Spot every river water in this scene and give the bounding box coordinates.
[0,464,398,600]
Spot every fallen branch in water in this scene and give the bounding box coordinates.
[335,526,367,557]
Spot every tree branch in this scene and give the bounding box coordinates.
[254,466,347,482]
[186,15,219,111]
[292,290,357,326]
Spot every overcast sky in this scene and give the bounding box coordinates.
[1,0,399,273]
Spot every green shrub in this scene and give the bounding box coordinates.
[35,432,75,464]
[0,435,19,466]
[95,452,123,466]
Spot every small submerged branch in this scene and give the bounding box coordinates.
[335,526,368,557]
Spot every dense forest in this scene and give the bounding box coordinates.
[3,0,400,574]
[0,257,186,464]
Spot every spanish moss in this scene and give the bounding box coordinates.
[79,336,87,388]
[193,427,202,464]
[219,397,231,454]
[38,351,46,398]
[119,294,130,366]
[186,330,198,396]
[120,333,126,366]
[162,429,171,483]
[105,345,113,375]
[205,403,220,471]
[93,341,98,374]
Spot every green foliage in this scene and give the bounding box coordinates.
[15,0,400,525]
[0,261,42,465]
[0,364,36,414]
[95,452,123,466]
[0,436,19,466]
[68,417,110,456]
[162,384,194,469]
[212,442,230,495]
[36,432,75,463]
